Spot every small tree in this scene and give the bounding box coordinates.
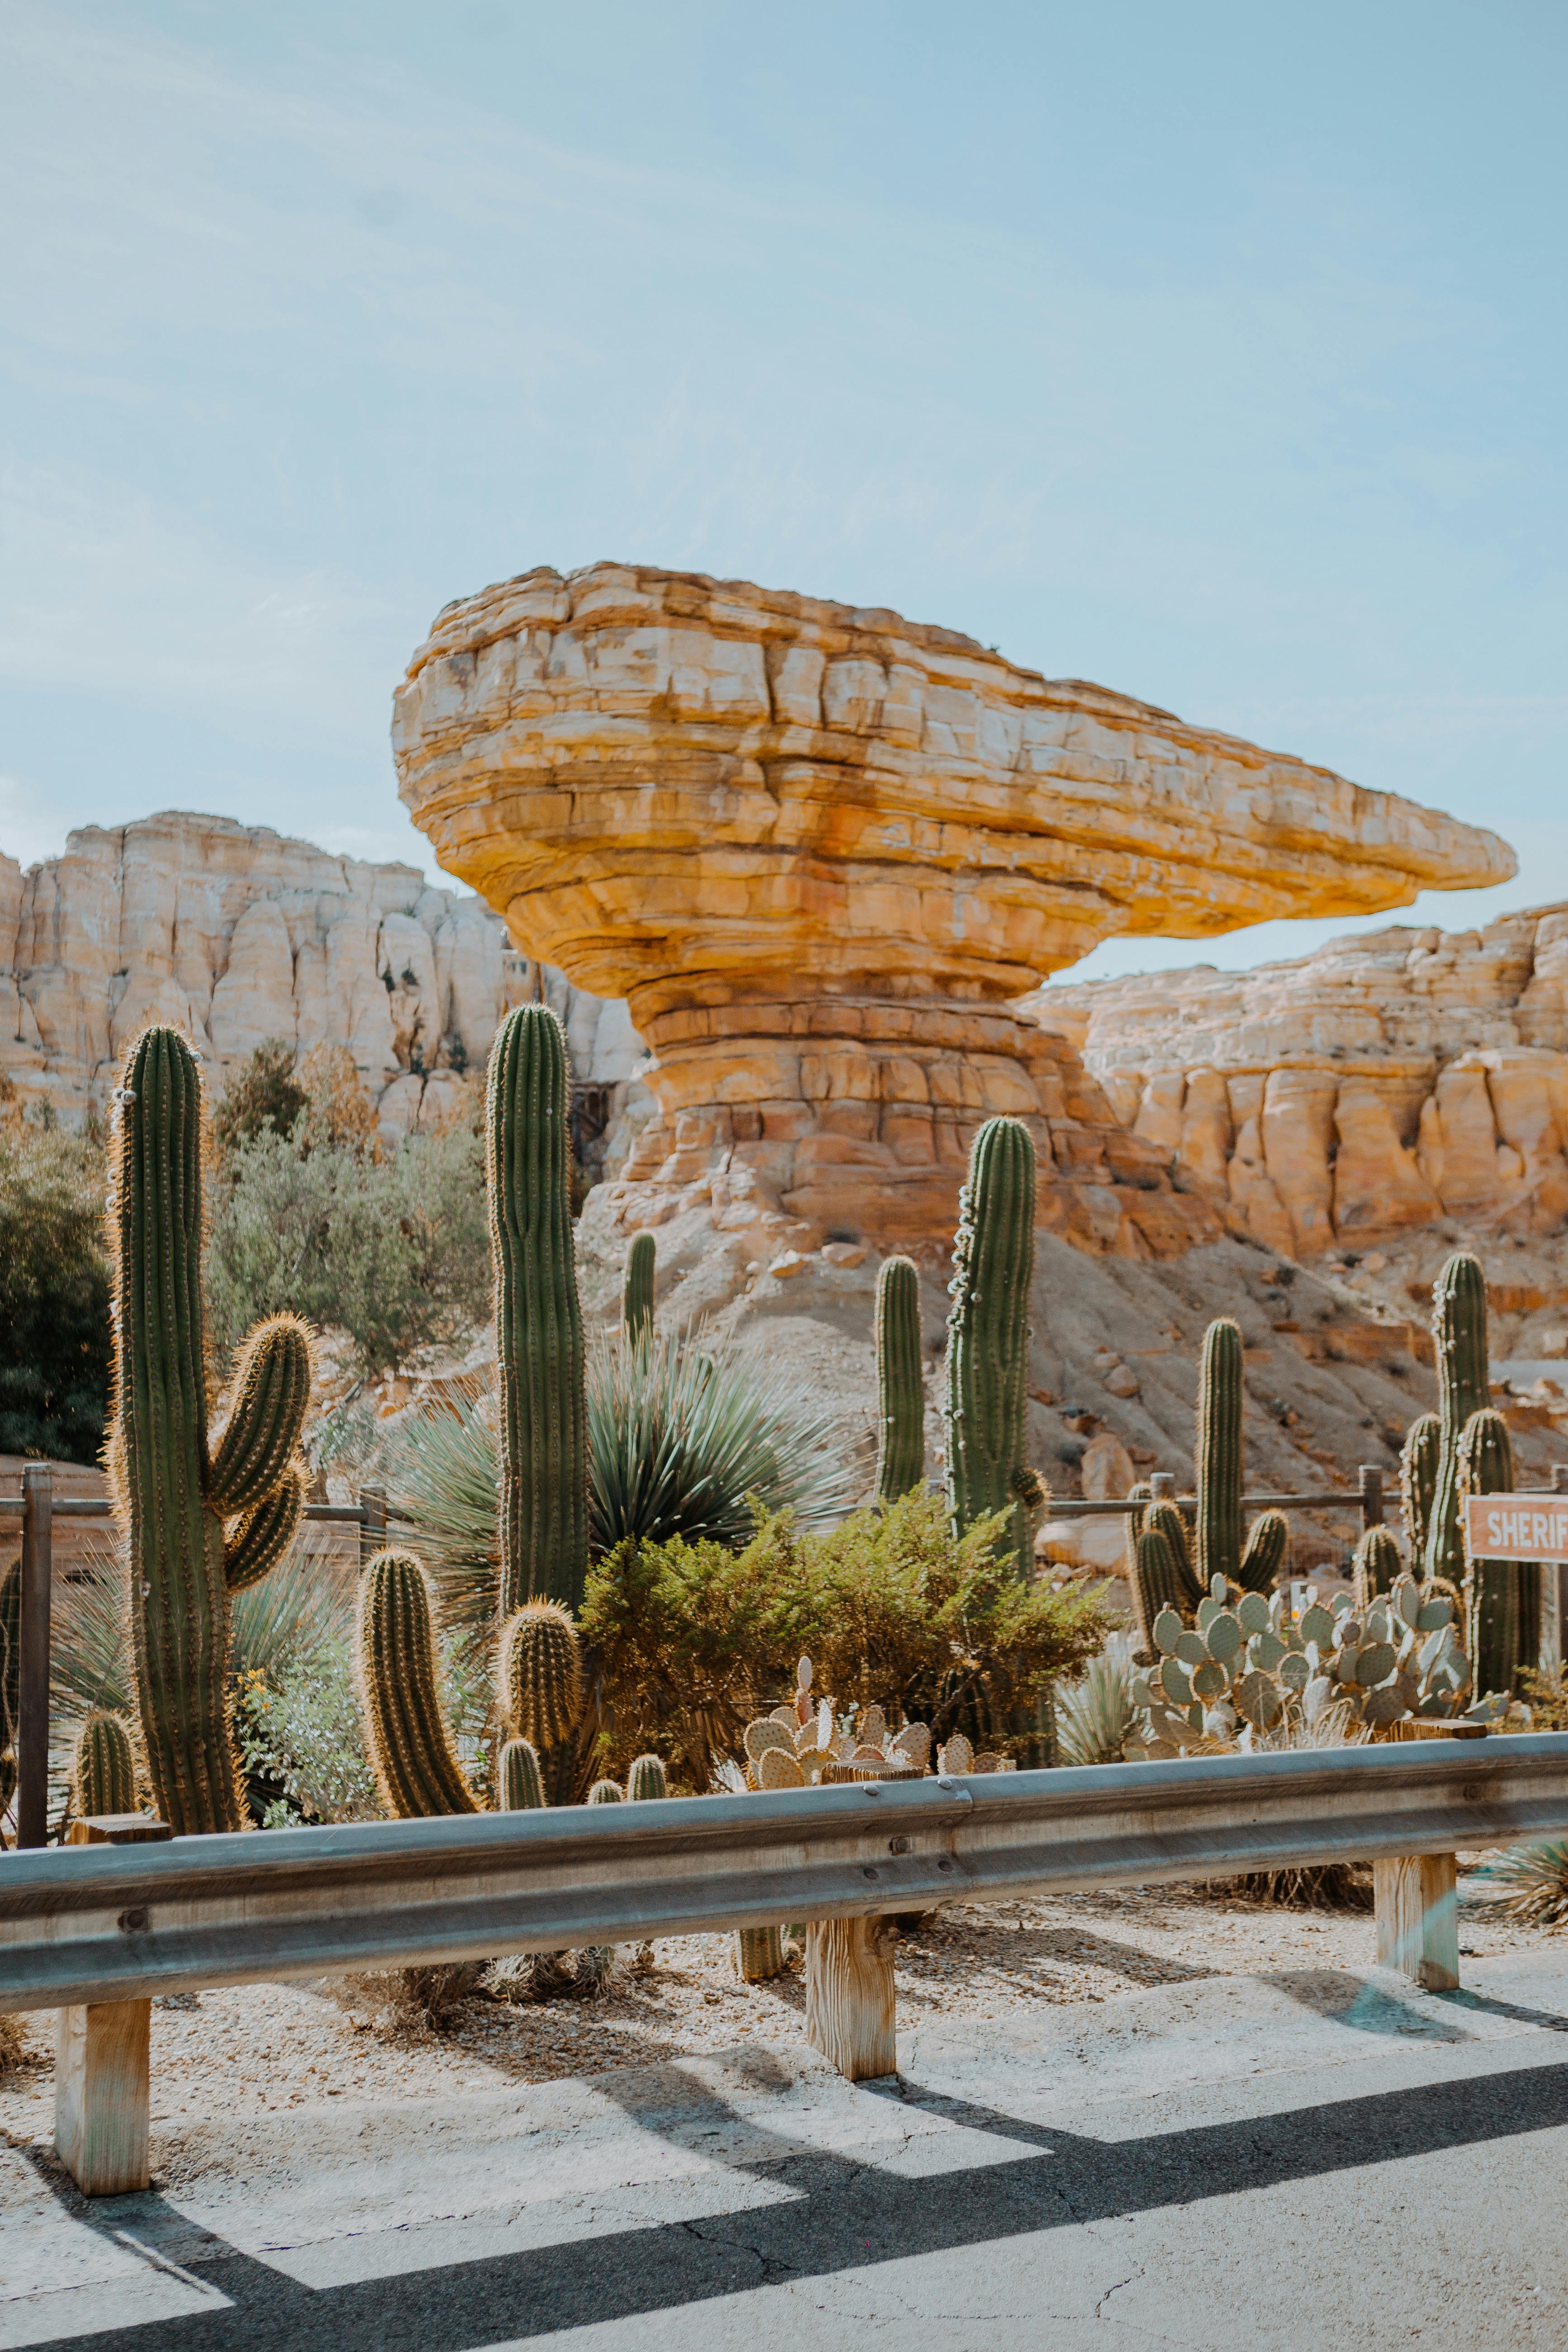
[0,1114,111,1464]
[212,1040,308,1157]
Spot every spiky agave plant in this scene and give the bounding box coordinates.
[1473,1841,1568,1926]
[1056,1640,1136,1766]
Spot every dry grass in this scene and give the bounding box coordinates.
[0,2012,29,2074]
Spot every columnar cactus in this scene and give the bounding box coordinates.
[623,1231,656,1346]
[587,1777,625,1803]
[943,1116,1037,1573]
[500,1599,584,1750]
[1238,1508,1290,1596]
[109,1027,312,1836]
[0,1557,17,1821]
[73,1710,137,1818]
[499,1736,546,1810]
[1130,1524,1189,1653]
[1145,1498,1203,1610]
[488,1004,589,1616]
[1424,1253,1490,1589]
[1401,1412,1442,1568]
[1354,1524,1402,1607]
[1196,1319,1245,1591]
[874,1254,925,1503]
[625,1752,668,1801]
[737,1926,787,1982]
[357,1550,480,1819]
[1459,1406,1540,1698]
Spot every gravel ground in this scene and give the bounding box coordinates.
[2,1868,1559,2170]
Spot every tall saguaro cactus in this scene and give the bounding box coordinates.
[874,1255,925,1503]
[357,1550,480,1818]
[1459,1407,1540,1699]
[1424,1253,1490,1589]
[109,1026,312,1836]
[488,1005,589,1617]
[1195,1319,1245,1591]
[1401,1413,1442,1570]
[943,1117,1037,1574]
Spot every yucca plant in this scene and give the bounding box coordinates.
[1056,1639,1136,1767]
[1473,1840,1568,1926]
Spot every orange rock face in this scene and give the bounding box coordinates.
[394,561,1511,1247]
[1028,906,1568,1256]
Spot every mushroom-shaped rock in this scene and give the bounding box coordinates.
[393,563,1512,1247]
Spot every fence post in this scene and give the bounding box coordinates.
[18,1463,53,1851]
[1551,1467,1568,1675]
[1373,1854,1460,1992]
[1149,1472,1175,1503]
[805,1916,898,2080]
[55,1814,170,2196]
[360,1484,387,1568]
[1358,1464,1384,1533]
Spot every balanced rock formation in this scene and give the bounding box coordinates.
[1028,905,1568,1258]
[394,560,1509,1248]
[0,811,639,1137]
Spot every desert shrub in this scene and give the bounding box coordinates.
[579,1486,1112,1789]
[206,1123,490,1380]
[1057,1638,1136,1766]
[234,1641,382,1826]
[1473,1840,1568,1925]
[391,1333,861,1655]
[212,1039,308,1155]
[0,1116,111,1463]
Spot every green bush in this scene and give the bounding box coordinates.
[211,1039,308,1155]
[0,1116,112,1464]
[579,1487,1112,1790]
[206,1123,491,1380]
[235,1642,382,1826]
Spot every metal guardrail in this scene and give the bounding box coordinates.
[5,1737,1568,2013]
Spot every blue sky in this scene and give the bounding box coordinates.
[2,0,1563,980]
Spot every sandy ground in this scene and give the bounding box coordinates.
[2,1868,1557,2165]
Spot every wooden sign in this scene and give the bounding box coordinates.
[1464,1495,1568,1563]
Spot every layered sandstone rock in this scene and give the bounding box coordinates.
[1028,906,1568,1257]
[0,811,639,1137]
[394,560,1508,1246]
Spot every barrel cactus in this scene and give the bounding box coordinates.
[108,1026,313,1836]
[623,1231,656,1346]
[587,1777,624,1804]
[874,1254,926,1503]
[1401,1412,1442,1569]
[1424,1253,1490,1589]
[357,1550,481,1819]
[943,1116,1037,1574]
[1459,1406,1541,1698]
[488,1004,589,1617]
[625,1752,668,1802]
[72,1709,137,1819]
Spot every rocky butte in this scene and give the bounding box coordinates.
[393,560,1511,1257]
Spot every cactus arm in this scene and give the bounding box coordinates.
[487,1005,589,1615]
[224,1464,306,1594]
[356,1550,481,1818]
[874,1255,925,1503]
[1424,1255,1490,1587]
[112,1026,242,1838]
[943,1116,1037,1573]
[208,1315,313,1517]
[623,1232,656,1345]
[1195,1319,1245,1591]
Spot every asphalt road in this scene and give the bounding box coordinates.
[5,1952,1567,2349]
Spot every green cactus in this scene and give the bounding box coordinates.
[587,1777,624,1803]
[500,1599,583,1750]
[109,1027,313,1836]
[1144,1498,1203,1610]
[1354,1524,1402,1607]
[874,1254,925,1503]
[499,1736,546,1810]
[625,1752,668,1801]
[1238,1508,1289,1596]
[1424,1254,1490,1589]
[1400,1412,1442,1568]
[488,1004,589,1617]
[1130,1523,1189,1651]
[943,1116,1037,1573]
[0,1556,17,1822]
[73,1710,137,1818]
[1196,1319,1245,1591]
[737,1925,786,1982]
[623,1231,656,1346]
[357,1550,480,1819]
[1459,1407,1540,1698]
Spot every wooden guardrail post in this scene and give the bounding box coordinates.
[805,1917,899,2080]
[17,1463,52,1850]
[1372,1720,1486,1993]
[360,1483,387,1566]
[55,1813,171,2196]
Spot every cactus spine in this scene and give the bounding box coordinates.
[1459,1407,1540,1698]
[73,1710,137,1817]
[357,1550,480,1819]
[109,1027,313,1835]
[943,1116,1036,1573]
[1354,1524,1402,1608]
[499,1736,545,1810]
[1196,1319,1245,1591]
[1424,1254,1490,1589]
[874,1254,925,1503]
[625,1752,668,1801]
[488,1004,589,1617]
[1400,1413,1441,1567]
[1238,1508,1289,1596]
[623,1231,656,1346]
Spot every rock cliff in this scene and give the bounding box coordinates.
[0,812,640,1136]
[394,559,1510,1250]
